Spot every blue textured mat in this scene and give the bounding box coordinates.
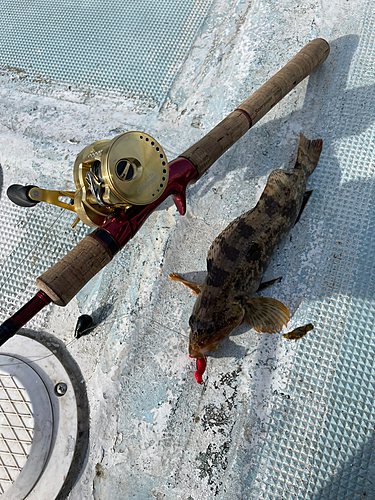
[249,5,375,498]
[0,0,213,104]
[0,200,87,322]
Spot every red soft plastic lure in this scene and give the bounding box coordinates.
[190,355,207,384]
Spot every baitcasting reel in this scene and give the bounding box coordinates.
[7,131,169,227]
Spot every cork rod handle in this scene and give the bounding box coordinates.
[36,234,112,306]
[180,38,330,178]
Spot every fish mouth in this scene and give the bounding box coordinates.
[188,308,244,358]
[188,324,237,358]
[189,343,215,358]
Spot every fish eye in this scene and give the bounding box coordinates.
[189,317,215,337]
[231,295,243,304]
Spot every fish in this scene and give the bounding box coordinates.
[170,133,322,362]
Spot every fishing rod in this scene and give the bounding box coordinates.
[0,38,330,346]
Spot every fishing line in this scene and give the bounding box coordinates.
[0,311,131,368]
[0,336,78,368]
[150,318,189,339]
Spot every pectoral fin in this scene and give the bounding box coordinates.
[238,296,290,333]
[169,273,202,295]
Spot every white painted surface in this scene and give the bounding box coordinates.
[0,0,373,498]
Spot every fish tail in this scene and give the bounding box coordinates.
[296,133,323,177]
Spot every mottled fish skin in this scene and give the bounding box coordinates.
[189,133,323,357]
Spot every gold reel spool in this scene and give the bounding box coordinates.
[73,131,169,227]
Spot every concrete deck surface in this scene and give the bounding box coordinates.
[0,0,374,498]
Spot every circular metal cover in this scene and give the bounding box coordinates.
[0,332,88,499]
[0,355,53,499]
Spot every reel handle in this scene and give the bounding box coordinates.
[180,38,330,178]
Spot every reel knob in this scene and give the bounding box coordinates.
[7,185,41,207]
